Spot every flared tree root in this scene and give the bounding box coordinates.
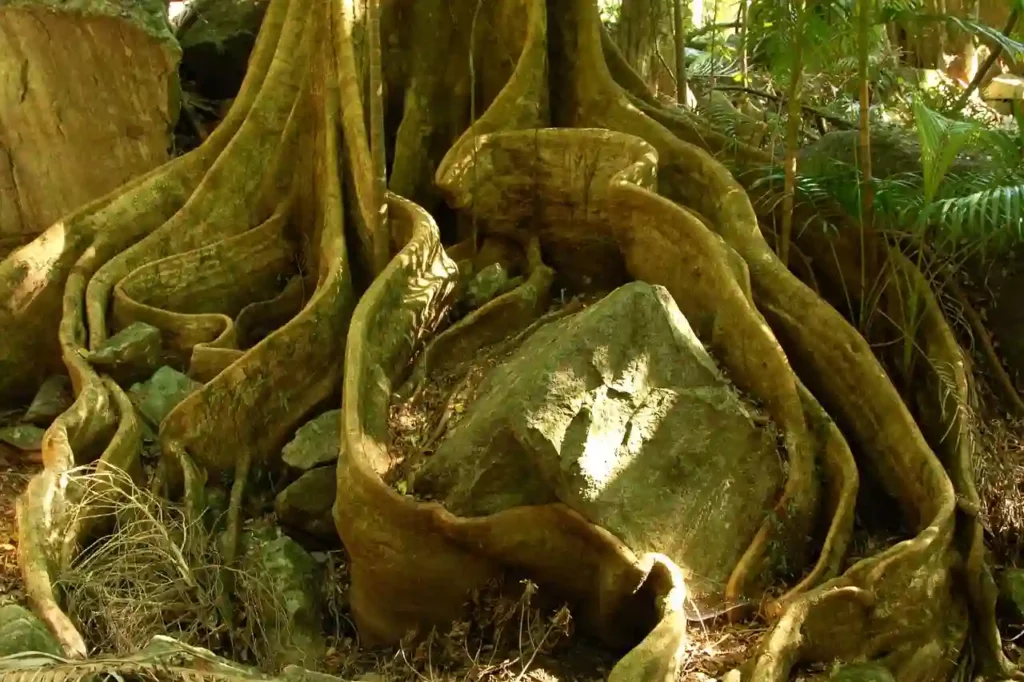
[2,0,1014,680]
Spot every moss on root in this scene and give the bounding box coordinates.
[1,0,1013,680]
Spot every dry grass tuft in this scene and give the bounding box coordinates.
[975,416,1024,564]
[322,578,602,682]
[53,464,283,668]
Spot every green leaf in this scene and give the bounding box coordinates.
[912,98,984,203]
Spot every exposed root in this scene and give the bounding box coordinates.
[396,236,554,403]
[9,0,357,660]
[5,0,1012,680]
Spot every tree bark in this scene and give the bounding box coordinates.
[672,0,688,104]
[0,1,180,250]
[615,0,672,87]
[2,2,1016,682]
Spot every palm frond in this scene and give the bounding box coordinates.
[912,99,986,202]
[926,184,1024,245]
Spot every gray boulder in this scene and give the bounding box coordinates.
[464,262,512,309]
[412,282,783,597]
[22,375,72,426]
[89,322,164,384]
[0,424,44,451]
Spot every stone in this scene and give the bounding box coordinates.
[88,322,164,384]
[983,75,1024,102]
[22,375,72,426]
[0,0,179,241]
[828,662,896,682]
[241,524,326,670]
[282,410,342,471]
[999,568,1024,619]
[0,424,44,451]
[275,467,338,540]
[464,262,512,309]
[413,282,784,597]
[0,605,62,657]
[129,366,202,428]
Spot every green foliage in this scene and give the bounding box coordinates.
[786,126,1024,256]
[879,8,1024,58]
[912,99,984,203]
[747,0,892,89]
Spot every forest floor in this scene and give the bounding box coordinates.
[0,445,37,608]
[5,277,1024,681]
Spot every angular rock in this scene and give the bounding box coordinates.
[464,262,512,309]
[88,322,164,385]
[241,524,326,670]
[0,0,179,241]
[129,366,202,428]
[413,282,783,597]
[0,605,61,657]
[983,75,1024,114]
[282,410,342,471]
[22,375,72,426]
[275,466,338,540]
[0,424,44,451]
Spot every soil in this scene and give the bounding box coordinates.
[387,341,516,493]
[679,618,769,682]
[0,433,39,608]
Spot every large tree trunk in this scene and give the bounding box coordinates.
[2,1,1015,681]
[614,0,673,90]
[0,1,180,260]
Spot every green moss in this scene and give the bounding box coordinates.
[3,0,182,62]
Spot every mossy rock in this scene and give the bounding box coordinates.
[0,605,62,657]
[828,662,896,682]
[241,524,326,670]
[281,410,342,471]
[274,466,338,540]
[129,366,202,428]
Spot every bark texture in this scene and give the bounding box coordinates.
[0,0,180,257]
[2,0,1015,681]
